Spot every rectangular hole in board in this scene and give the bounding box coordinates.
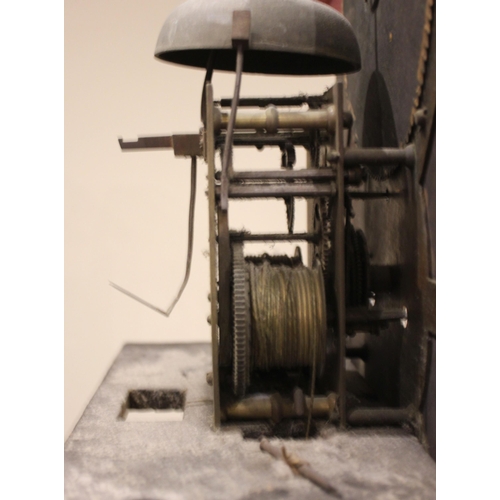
[118,389,186,422]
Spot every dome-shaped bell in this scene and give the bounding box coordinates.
[155,0,361,75]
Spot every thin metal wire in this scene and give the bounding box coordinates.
[110,156,197,317]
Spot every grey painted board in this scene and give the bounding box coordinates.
[65,343,436,499]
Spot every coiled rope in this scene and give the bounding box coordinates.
[248,261,326,373]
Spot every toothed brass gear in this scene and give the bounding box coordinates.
[232,242,251,396]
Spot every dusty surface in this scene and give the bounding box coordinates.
[65,343,436,499]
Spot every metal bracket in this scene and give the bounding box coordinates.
[118,134,202,157]
[231,10,251,48]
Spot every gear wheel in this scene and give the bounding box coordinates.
[313,198,333,279]
[232,242,251,396]
[407,0,434,143]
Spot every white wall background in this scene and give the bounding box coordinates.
[65,0,335,439]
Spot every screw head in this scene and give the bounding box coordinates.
[400,307,408,329]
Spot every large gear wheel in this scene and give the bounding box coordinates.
[232,242,251,396]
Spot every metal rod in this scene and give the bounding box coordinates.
[224,394,335,421]
[220,44,244,212]
[343,145,415,168]
[217,94,328,108]
[219,132,319,148]
[260,439,341,497]
[233,169,363,186]
[217,106,352,133]
[218,184,335,199]
[346,307,407,323]
[217,107,334,132]
[215,106,352,134]
[233,169,335,181]
[348,190,404,199]
[200,50,215,123]
[334,80,347,428]
[347,408,411,426]
[218,184,402,200]
[224,394,411,427]
[230,232,320,243]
